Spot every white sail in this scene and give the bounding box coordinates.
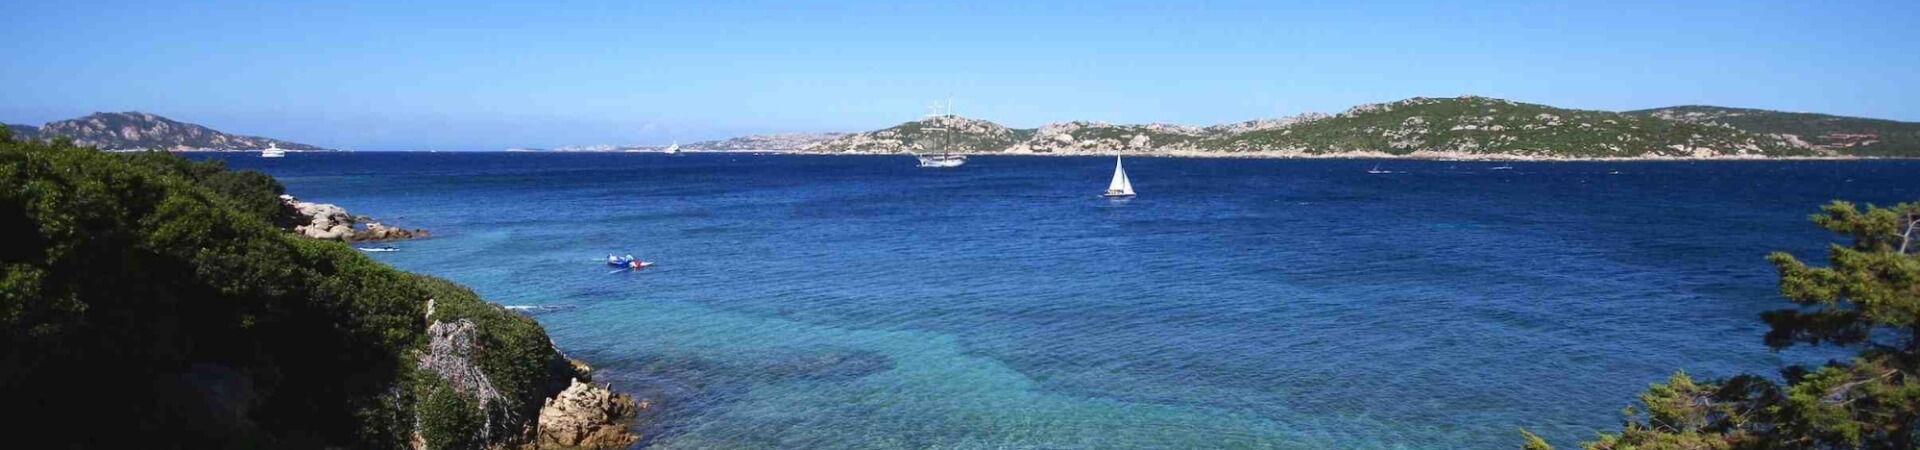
[1106,156,1134,196]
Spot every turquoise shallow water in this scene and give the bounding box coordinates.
[205,153,1917,449]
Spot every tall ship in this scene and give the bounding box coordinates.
[914,100,967,168]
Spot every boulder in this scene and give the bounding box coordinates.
[530,379,642,449]
[282,196,429,242]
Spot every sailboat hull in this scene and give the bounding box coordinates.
[917,155,967,168]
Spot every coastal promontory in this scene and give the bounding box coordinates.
[0,127,634,449]
[4,111,325,151]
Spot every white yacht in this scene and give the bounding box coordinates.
[917,154,967,168]
[260,143,286,158]
[1103,156,1136,198]
[664,141,681,155]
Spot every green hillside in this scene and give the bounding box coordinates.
[0,128,576,448]
[1201,97,1816,157]
[1626,105,1920,157]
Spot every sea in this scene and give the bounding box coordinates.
[199,152,1918,449]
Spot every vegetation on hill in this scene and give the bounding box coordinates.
[802,115,1032,153]
[1202,97,1816,157]
[14,111,325,151]
[0,128,575,448]
[798,97,1920,158]
[1529,200,1920,449]
[1627,106,1920,157]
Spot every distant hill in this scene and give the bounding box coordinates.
[6,112,325,151]
[685,132,850,151]
[4,124,39,140]
[803,115,1034,153]
[799,96,1901,159]
[1200,96,1814,158]
[1625,106,1920,157]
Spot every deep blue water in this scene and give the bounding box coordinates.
[204,152,1917,449]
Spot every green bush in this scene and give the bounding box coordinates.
[0,127,572,448]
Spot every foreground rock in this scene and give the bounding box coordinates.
[530,378,644,449]
[284,195,430,242]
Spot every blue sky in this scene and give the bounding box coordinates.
[2,0,1916,150]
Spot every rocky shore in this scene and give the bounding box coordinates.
[284,195,431,242]
[531,377,644,449]
[285,200,643,449]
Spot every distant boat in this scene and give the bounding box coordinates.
[917,154,967,168]
[664,141,681,155]
[356,246,397,252]
[260,143,286,158]
[1366,163,1392,174]
[605,254,654,270]
[1103,156,1136,198]
[1490,163,1514,170]
[914,99,967,168]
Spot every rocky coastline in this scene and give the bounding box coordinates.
[284,195,431,242]
[293,198,644,449]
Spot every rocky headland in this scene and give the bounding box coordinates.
[5,111,326,151]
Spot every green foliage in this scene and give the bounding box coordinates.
[0,132,571,447]
[1520,428,1555,450]
[416,275,581,439]
[419,376,486,450]
[1548,200,1920,449]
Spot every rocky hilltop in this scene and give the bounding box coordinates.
[6,111,325,151]
[802,115,1034,153]
[1625,105,1920,157]
[792,96,1916,159]
[686,132,849,151]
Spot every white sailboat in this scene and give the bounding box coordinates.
[914,100,967,168]
[1366,163,1391,174]
[1103,156,1135,198]
[260,143,286,158]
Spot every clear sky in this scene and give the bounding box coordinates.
[3,0,1916,151]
